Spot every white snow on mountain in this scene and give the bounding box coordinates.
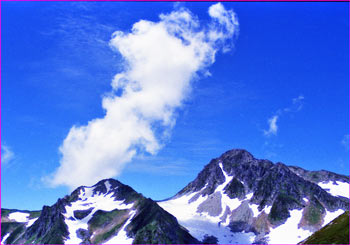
[158,162,255,244]
[318,181,349,198]
[103,210,136,244]
[1,234,10,244]
[322,209,345,226]
[26,218,39,227]
[267,210,312,244]
[158,162,349,244]
[158,188,255,243]
[8,212,30,222]
[63,183,134,244]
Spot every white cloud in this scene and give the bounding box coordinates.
[264,115,279,136]
[1,144,14,165]
[264,95,304,137]
[284,94,304,112]
[46,3,239,190]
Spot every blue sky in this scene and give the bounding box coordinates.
[1,2,349,210]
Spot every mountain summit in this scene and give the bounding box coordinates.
[158,149,349,244]
[1,149,349,244]
[1,179,198,244]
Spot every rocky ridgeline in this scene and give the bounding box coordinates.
[2,149,349,244]
[3,179,198,244]
[176,149,348,240]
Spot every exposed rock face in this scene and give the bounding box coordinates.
[229,201,254,233]
[22,199,69,244]
[288,166,349,184]
[129,198,198,244]
[178,149,348,213]
[224,178,246,199]
[2,179,198,244]
[165,149,349,243]
[2,148,349,244]
[197,192,223,216]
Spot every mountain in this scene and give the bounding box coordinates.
[1,179,198,244]
[299,211,349,244]
[158,149,349,244]
[1,149,349,244]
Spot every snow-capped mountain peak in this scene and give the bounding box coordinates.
[158,149,349,244]
[1,149,348,244]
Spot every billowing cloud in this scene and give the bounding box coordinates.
[1,144,14,165]
[264,115,279,136]
[46,3,239,189]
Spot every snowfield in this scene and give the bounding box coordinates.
[158,162,349,244]
[26,218,39,227]
[8,212,30,222]
[322,209,345,226]
[63,181,134,244]
[1,234,10,245]
[318,181,349,198]
[158,162,255,244]
[267,209,312,244]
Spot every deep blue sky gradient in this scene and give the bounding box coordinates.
[1,2,349,210]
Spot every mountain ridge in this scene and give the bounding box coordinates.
[2,179,199,244]
[158,149,349,244]
[1,148,349,244]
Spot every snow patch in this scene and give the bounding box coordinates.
[103,210,136,244]
[158,163,254,244]
[105,181,112,193]
[267,209,312,244]
[221,194,241,216]
[249,204,260,217]
[318,181,349,198]
[303,198,308,202]
[322,209,344,226]
[217,162,233,193]
[245,193,253,200]
[216,162,242,221]
[64,187,134,244]
[26,218,39,227]
[1,234,10,244]
[265,205,272,214]
[248,204,272,217]
[8,212,30,222]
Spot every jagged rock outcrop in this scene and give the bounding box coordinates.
[2,179,198,244]
[2,149,349,244]
[22,198,70,244]
[160,149,349,244]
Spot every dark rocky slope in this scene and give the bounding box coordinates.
[175,149,348,235]
[2,179,198,244]
[2,148,349,244]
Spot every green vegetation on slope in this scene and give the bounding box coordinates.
[300,211,349,244]
[88,209,128,230]
[88,208,130,244]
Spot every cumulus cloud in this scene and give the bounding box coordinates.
[46,3,239,189]
[264,95,304,137]
[1,144,14,165]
